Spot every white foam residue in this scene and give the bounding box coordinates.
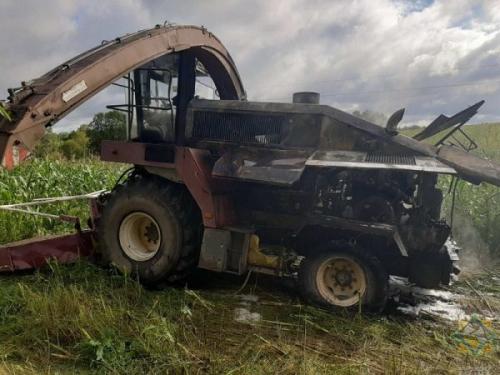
[234,308,261,324]
[421,300,470,321]
[398,300,469,321]
[445,237,461,253]
[389,277,458,301]
[412,287,457,301]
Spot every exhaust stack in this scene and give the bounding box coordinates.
[293,91,320,104]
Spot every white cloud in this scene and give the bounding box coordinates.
[1,0,500,131]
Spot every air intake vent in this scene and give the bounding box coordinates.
[191,111,285,145]
[366,153,416,165]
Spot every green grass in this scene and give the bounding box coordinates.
[0,262,498,374]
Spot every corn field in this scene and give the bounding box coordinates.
[446,124,500,258]
[404,123,500,259]
[0,158,124,244]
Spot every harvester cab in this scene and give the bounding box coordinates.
[1,24,500,311]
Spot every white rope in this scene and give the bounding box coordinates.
[0,206,61,219]
[0,190,106,222]
[0,190,106,209]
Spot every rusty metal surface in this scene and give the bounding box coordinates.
[0,25,245,167]
[0,231,94,272]
[174,146,235,228]
[101,142,235,228]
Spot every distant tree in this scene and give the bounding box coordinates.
[33,112,125,159]
[33,129,63,159]
[352,109,387,126]
[87,111,127,154]
[61,128,89,159]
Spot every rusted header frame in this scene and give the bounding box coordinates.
[0,25,246,165]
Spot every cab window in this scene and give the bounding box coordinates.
[133,53,179,143]
[195,59,219,100]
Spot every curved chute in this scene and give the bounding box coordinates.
[0,24,246,168]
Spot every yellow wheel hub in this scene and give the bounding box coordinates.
[316,256,367,307]
[119,212,161,261]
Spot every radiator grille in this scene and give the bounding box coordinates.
[192,111,285,145]
[365,153,416,165]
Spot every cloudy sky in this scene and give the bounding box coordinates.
[1,0,499,130]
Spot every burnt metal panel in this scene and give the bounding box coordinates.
[306,214,396,235]
[175,50,196,145]
[187,101,323,149]
[191,111,285,145]
[198,228,250,274]
[304,214,408,256]
[212,148,311,186]
[306,150,456,174]
[101,140,175,168]
[198,228,231,272]
[226,231,251,274]
[144,144,175,163]
[413,101,484,141]
[437,145,500,186]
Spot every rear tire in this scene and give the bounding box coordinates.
[299,248,388,312]
[98,174,202,285]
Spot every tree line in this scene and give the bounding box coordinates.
[34,111,127,159]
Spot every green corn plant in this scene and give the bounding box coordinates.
[0,158,126,244]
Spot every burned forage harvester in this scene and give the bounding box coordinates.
[1,25,500,311]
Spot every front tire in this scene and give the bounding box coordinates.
[98,174,201,285]
[299,249,388,312]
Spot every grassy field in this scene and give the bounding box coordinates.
[0,262,498,374]
[0,125,499,374]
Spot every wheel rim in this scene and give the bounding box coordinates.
[119,212,161,261]
[316,256,367,307]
